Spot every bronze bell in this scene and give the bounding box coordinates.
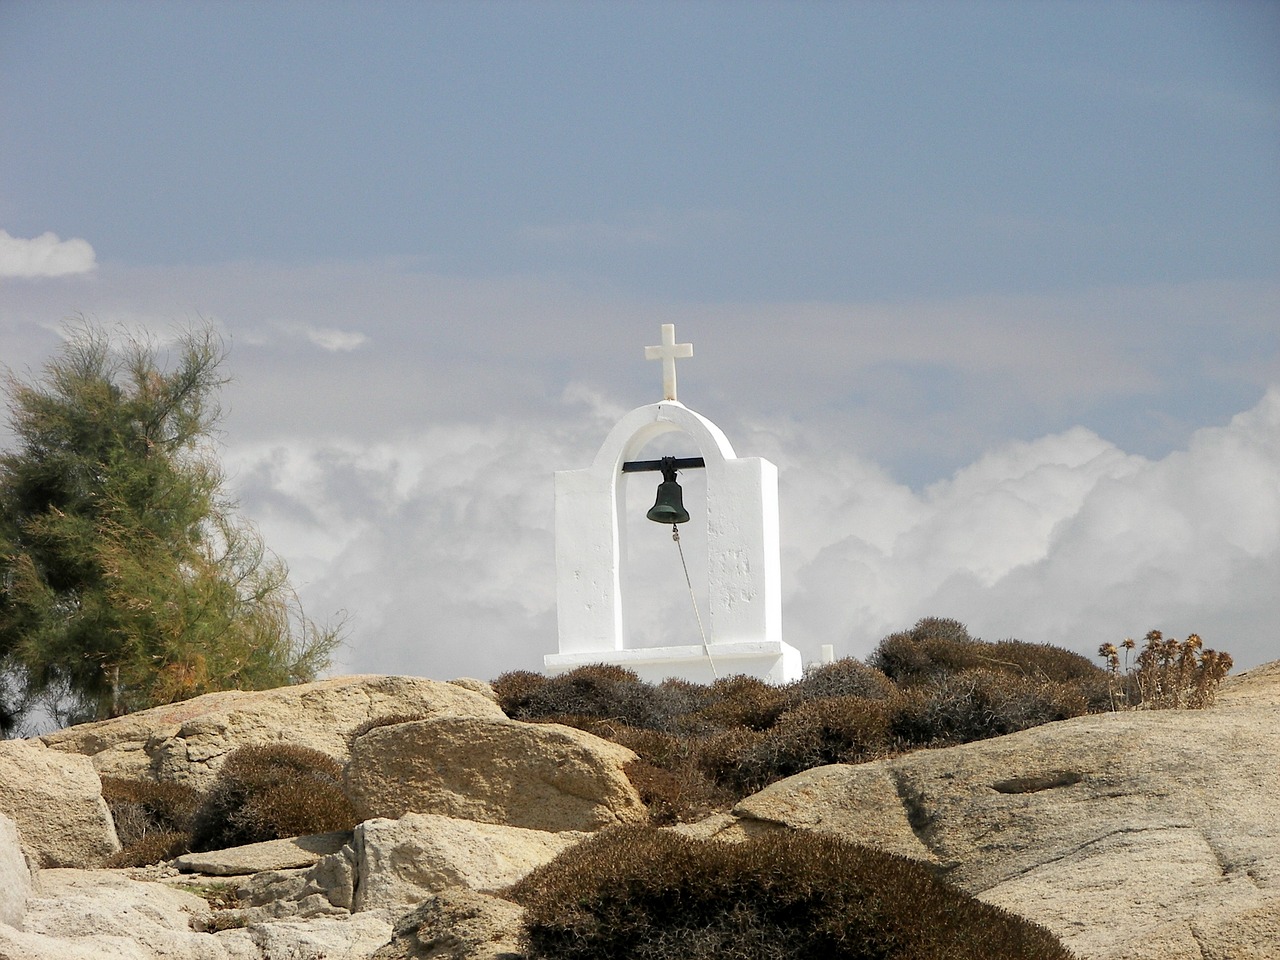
[646,458,690,524]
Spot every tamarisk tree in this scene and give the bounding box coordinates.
[0,324,341,732]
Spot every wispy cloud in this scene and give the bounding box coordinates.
[0,230,97,279]
[293,324,368,352]
[243,320,369,352]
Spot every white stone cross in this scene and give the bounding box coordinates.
[644,323,693,401]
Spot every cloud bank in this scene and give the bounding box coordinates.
[0,230,97,278]
[225,386,1280,682]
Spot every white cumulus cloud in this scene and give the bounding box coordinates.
[0,230,97,278]
[222,387,1280,683]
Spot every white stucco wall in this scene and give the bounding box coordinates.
[551,400,799,684]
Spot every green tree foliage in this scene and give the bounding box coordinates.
[0,323,341,731]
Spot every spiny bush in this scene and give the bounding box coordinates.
[707,696,894,796]
[888,668,1090,748]
[489,619,1202,818]
[101,776,200,867]
[868,617,985,684]
[189,744,356,852]
[783,655,895,707]
[496,664,689,732]
[689,674,788,731]
[871,619,1112,709]
[508,826,1077,960]
[559,721,734,824]
[491,669,548,716]
[1099,630,1234,709]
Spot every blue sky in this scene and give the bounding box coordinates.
[1,1,1278,683]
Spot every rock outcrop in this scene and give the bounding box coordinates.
[0,814,32,928]
[352,814,583,915]
[722,662,1280,960]
[41,675,506,790]
[0,739,120,867]
[1,663,1276,959]
[346,716,646,832]
[371,889,525,960]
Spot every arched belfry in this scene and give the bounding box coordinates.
[547,324,802,684]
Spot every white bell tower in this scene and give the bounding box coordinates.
[547,325,801,684]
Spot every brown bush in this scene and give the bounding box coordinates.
[693,727,769,796]
[690,674,787,731]
[508,826,1076,960]
[189,744,356,852]
[491,669,548,716]
[783,656,895,706]
[496,664,681,730]
[705,696,893,797]
[867,617,984,685]
[889,669,1089,748]
[101,776,200,865]
[105,830,189,868]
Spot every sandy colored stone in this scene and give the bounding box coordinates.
[213,913,393,959]
[664,810,784,844]
[175,831,353,877]
[19,868,224,958]
[41,674,506,790]
[447,678,499,703]
[346,716,646,833]
[730,678,1280,960]
[0,739,120,868]
[734,763,938,863]
[353,813,584,914]
[0,812,32,927]
[370,888,525,960]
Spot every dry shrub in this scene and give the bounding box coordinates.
[988,639,1105,683]
[871,618,1113,714]
[889,669,1089,748]
[784,656,895,706]
[610,726,735,824]
[492,669,548,717]
[509,826,1076,960]
[497,664,681,730]
[868,616,987,685]
[101,776,200,865]
[106,830,190,868]
[705,696,893,797]
[690,674,787,731]
[1101,630,1234,709]
[189,744,356,852]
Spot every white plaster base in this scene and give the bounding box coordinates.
[544,640,803,686]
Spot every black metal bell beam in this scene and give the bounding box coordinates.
[621,455,705,525]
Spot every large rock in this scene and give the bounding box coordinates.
[4,866,393,959]
[0,813,32,928]
[731,661,1280,960]
[175,831,353,877]
[14,867,223,959]
[213,913,393,959]
[353,813,584,914]
[41,675,507,790]
[0,739,120,867]
[371,889,525,960]
[346,716,646,833]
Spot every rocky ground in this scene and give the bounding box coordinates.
[0,665,1276,959]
